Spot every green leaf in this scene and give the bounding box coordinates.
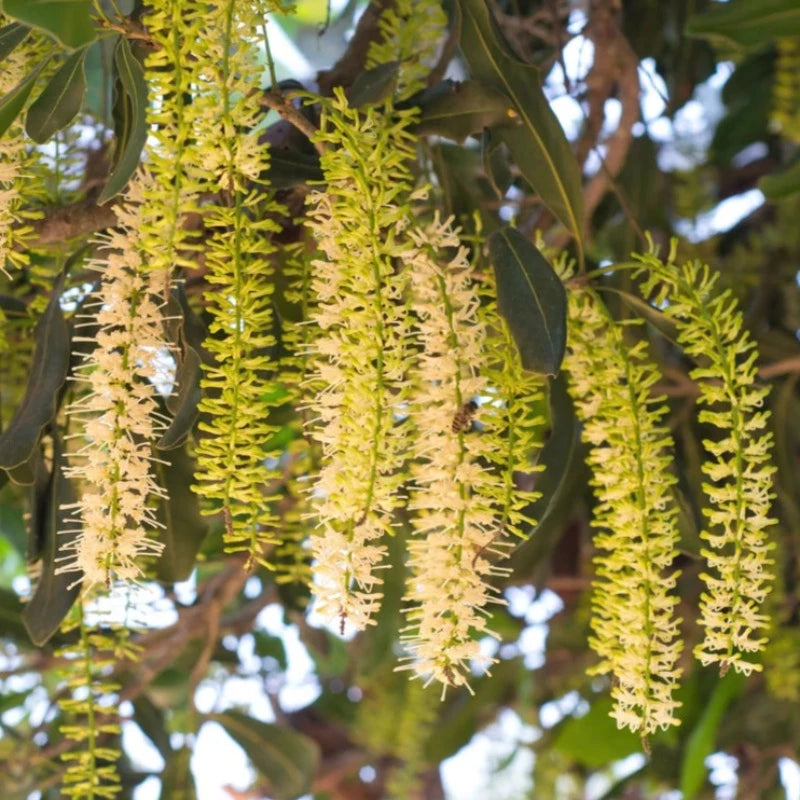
[209,711,320,800]
[253,631,288,670]
[482,128,512,199]
[98,36,147,204]
[0,22,30,63]
[0,282,70,472]
[159,286,211,450]
[760,158,800,200]
[154,443,208,583]
[0,586,28,640]
[26,446,50,562]
[506,376,585,581]
[159,747,196,800]
[553,698,640,768]
[414,80,520,142]
[686,0,800,48]
[264,148,323,189]
[3,0,96,50]
[132,695,172,760]
[0,56,50,139]
[25,47,87,142]
[348,60,400,107]
[487,226,567,376]
[22,432,82,646]
[457,0,583,253]
[679,671,747,799]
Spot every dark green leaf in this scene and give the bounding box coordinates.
[159,348,202,450]
[22,432,82,646]
[159,747,196,800]
[3,0,96,50]
[264,148,323,189]
[488,226,567,375]
[507,376,585,581]
[98,37,147,204]
[0,282,70,471]
[414,79,520,142]
[133,695,172,760]
[253,631,288,670]
[0,22,29,63]
[0,56,50,139]
[760,158,800,200]
[154,443,208,582]
[457,0,583,254]
[553,698,640,768]
[25,47,87,143]
[209,711,320,800]
[0,586,27,640]
[26,446,50,562]
[679,671,747,799]
[482,128,512,199]
[348,60,400,107]
[686,0,800,48]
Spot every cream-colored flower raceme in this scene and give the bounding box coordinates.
[636,248,777,676]
[400,214,508,690]
[305,89,418,631]
[565,286,683,736]
[58,191,169,590]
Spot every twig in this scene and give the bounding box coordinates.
[260,92,325,155]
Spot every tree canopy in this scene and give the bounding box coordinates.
[1,0,800,798]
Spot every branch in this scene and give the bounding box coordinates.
[29,201,118,246]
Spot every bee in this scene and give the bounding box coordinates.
[451,400,478,434]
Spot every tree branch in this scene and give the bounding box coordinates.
[29,201,119,247]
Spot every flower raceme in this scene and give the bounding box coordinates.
[564,286,683,737]
[58,189,168,590]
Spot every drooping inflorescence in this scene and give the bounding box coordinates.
[636,248,777,676]
[564,285,683,736]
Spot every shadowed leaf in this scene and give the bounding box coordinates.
[488,227,567,375]
[26,47,88,143]
[210,711,320,800]
[348,60,400,107]
[3,0,96,50]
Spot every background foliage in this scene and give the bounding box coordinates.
[1,0,800,798]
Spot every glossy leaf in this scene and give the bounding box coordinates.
[0,282,70,472]
[760,158,800,200]
[686,0,800,48]
[26,447,50,563]
[154,444,208,583]
[209,711,320,800]
[553,698,640,768]
[98,37,147,204]
[506,376,585,580]
[414,79,519,142]
[3,0,96,50]
[679,671,747,798]
[348,60,400,107]
[488,226,567,375]
[26,47,87,143]
[0,56,50,139]
[457,0,583,251]
[22,433,82,646]
[0,22,29,63]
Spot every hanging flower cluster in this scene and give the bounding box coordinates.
[401,214,501,688]
[772,37,800,143]
[58,190,168,589]
[305,89,419,630]
[636,250,776,676]
[564,286,683,736]
[189,0,289,569]
[0,24,45,275]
